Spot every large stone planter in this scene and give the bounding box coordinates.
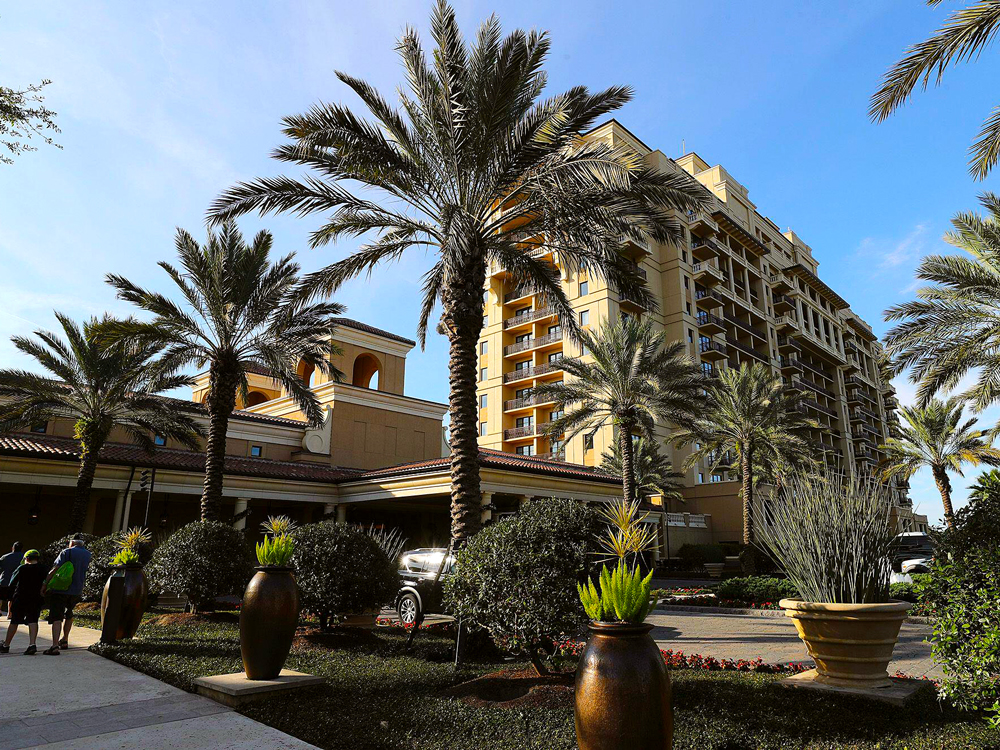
[240,567,299,680]
[575,622,672,750]
[779,598,911,688]
[703,562,725,579]
[100,564,148,640]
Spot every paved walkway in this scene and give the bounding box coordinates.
[648,608,942,678]
[0,617,319,749]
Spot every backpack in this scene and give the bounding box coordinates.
[48,561,74,592]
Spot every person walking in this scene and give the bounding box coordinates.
[0,541,23,617]
[41,537,91,655]
[0,549,46,655]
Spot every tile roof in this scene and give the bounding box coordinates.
[354,448,621,484]
[0,433,355,483]
[331,318,415,347]
[156,394,307,428]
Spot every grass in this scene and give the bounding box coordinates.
[85,613,998,749]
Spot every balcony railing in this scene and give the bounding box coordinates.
[503,362,560,383]
[725,336,767,362]
[503,329,563,356]
[534,450,566,462]
[723,313,765,339]
[503,307,556,329]
[775,314,798,329]
[504,425,535,440]
[699,340,728,357]
[695,289,726,307]
[691,237,722,256]
[503,286,534,303]
[776,335,800,351]
[504,394,551,411]
[696,311,726,330]
[796,377,837,399]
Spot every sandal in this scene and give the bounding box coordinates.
[42,647,59,655]
[0,644,9,654]
[58,639,69,649]
[24,645,36,655]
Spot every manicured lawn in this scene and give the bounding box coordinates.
[89,614,994,750]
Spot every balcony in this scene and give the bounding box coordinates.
[618,289,646,310]
[695,289,726,309]
[797,359,831,383]
[803,398,837,418]
[503,362,560,383]
[691,237,722,261]
[503,394,552,411]
[725,336,767,362]
[504,425,535,440]
[796,377,837,400]
[724,313,766,339]
[503,329,563,356]
[686,209,719,235]
[777,335,800,353]
[534,450,566,462]
[503,285,534,304]
[699,340,728,361]
[775,314,798,332]
[503,307,556,330]
[769,273,792,293]
[847,390,863,405]
[779,357,803,374]
[844,354,861,374]
[773,293,795,314]
[697,311,726,335]
[693,261,724,286]
[626,262,647,280]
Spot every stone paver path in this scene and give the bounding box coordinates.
[0,617,319,749]
[649,608,942,679]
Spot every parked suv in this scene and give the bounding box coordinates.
[890,531,934,573]
[394,548,455,626]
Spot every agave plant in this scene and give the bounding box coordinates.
[261,515,298,537]
[111,548,141,566]
[117,526,152,552]
[256,534,295,567]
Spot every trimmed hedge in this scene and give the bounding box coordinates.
[677,543,726,566]
[716,576,797,605]
[148,522,254,612]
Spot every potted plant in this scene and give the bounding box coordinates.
[574,499,671,750]
[101,527,151,640]
[240,516,299,680]
[756,475,910,689]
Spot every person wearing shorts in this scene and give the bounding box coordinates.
[42,537,91,655]
[1,549,45,655]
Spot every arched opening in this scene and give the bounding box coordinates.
[352,353,381,390]
[245,391,268,407]
[297,360,318,388]
[201,390,211,404]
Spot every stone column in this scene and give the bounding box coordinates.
[233,498,249,530]
[480,492,494,525]
[337,505,347,523]
[111,490,126,533]
[519,494,532,509]
[323,502,336,517]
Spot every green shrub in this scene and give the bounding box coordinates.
[147,522,254,612]
[888,574,931,604]
[677,543,725,567]
[922,491,1000,713]
[291,521,398,628]
[716,576,797,604]
[445,498,599,674]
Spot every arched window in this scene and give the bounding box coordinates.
[297,360,318,388]
[245,391,268,407]
[352,353,381,390]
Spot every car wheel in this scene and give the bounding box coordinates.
[397,593,420,626]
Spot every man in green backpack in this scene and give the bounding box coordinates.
[41,537,91,655]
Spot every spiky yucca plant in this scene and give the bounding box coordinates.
[261,515,298,537]
[207,1,710,544]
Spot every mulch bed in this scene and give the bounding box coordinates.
[443,667,575,710]
[144,611,238,627]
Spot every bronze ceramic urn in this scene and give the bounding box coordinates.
[575,622,672,750]
[240,567,299,680]
[100,564,148,640]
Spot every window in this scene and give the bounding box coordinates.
[551,438,565,452]
[579,309,590,326]
[515,360,531,371]
[698,473,705,484]
[516,415,533,428]
[483,315,488,328]
[548,325,560,336]
[550,409,564,421]
[583,434,594,450]
[480,340,488,354]
[480,422,488,436]
[516,333,531,343]
[687,329,694,343]
[480,394,488,409]
[250,445,263,458]
[515,445,534,456]
[681,250,688,263]
[480,367,488,381]
[30,422,47,434]
[686,302,692,315]
[711,474,722,483]
[515,306,531,318]
[579,280,589,296]
[548,352,563,363]
[154,435,167,447]
[684,276,689,289]
[516,388,530,399]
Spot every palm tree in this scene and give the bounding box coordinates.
[600,436,684,502]
[878,396,1000,528]
[105,223,345,522]
[885,194,1000,411]
[0,314,202,532]
[968,467,1000,503]
[870,1,1000,179]
[673,362,818,548]
[533,316,708,504]
[205,2,708,545]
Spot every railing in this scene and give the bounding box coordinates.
[775,314,798,329]
[699,340,728,357]
[504,394,550,410]
[773,293,795,308]
[534,450,566,462]
[692,261,723,280]
[725,336,766,362]
[667,512,710,528]
[695,289,726,306]
[503,362,560,383]
[697,311,725,328]
[803,399,837,418]
[504,425,535,440]
[796,377,836,399]
[503,286,534,303]
[797,358,831,383]
[691,238,722,255]
[769,273,790,287]
[503,307,556,329]
[776,334,800,350]
[779,357,803,372]
[626,262,647,280]
[503,329,563,356]
[723,313,765,339]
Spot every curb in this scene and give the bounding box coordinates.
[654,603,934,625]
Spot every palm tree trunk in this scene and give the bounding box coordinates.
[931,465,955,529]
[741,447,754,546]
[202,361,238,522]
[618,422,636,504]
[69,449,101,534]
[442,261,487,546]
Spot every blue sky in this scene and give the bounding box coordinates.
[2,1,998,526]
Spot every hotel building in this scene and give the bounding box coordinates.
[476,120,927,541]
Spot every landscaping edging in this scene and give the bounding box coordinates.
[654,602,933,625]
